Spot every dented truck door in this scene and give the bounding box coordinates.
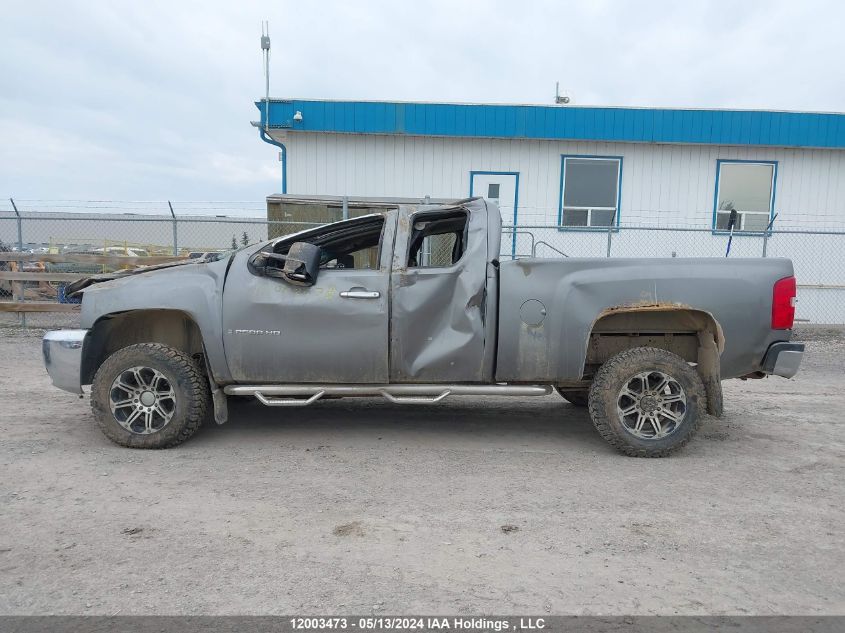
[222,212,397,384]
[389,201,492,382]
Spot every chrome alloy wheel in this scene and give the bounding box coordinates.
[109,366,176,434]
[616,370,687,440]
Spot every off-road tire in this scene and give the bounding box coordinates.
[557,389,589,407]
[91,343,209,448]
[588,347,705,457]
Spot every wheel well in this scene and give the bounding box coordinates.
[81,310,205,385]
[585,307,724,376]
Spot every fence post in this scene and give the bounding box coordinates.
[762,213,778,258]
[342,196,348,221]
[606,225,613,257]
[9,198,25,327]
[168,201,178,256]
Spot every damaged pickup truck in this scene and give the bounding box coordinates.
[43,196,804,456]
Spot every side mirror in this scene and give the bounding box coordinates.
[250,241,321,287]
[282,242,321,286]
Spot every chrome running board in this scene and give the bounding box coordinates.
[224,383,552,407]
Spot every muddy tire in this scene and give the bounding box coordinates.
[588,347,705,457]
[557,389,589,407]
[91,343,209,449]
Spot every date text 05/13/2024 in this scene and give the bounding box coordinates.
[289,617,546,631]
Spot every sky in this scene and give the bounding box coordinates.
[1,0,843,211]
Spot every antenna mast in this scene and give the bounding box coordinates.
[261,21,271,130]
[555,82,571,105]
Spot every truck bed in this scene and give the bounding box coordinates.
[495,257,794,381]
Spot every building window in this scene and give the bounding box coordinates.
[714,160,776,232]
[559,156,622,228]
[487,183,500,200]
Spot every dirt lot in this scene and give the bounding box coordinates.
[1,325,843,615]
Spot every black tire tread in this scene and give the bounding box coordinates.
[587,346,705,458]
[91,343,208,449]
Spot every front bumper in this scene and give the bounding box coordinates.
[761,341,805,379]
[42,330,89,394]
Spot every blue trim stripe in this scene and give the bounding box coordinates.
[257,100,845,149]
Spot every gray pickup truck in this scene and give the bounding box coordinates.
[43,196,803,456]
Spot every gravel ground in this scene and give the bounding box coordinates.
[0,325,843,615]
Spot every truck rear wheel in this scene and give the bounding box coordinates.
[588,347,705,457]
[91,343,209,449]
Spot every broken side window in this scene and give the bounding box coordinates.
[273,215,386,270]
[407,210,468,268]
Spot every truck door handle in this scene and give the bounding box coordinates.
[340,288,380,299]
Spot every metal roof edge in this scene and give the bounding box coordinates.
[257,97,845,117]
[254,99,845,149]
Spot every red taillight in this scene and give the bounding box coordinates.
[772,276,797,329]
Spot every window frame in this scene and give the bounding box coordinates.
[265,214,388,274]
[711,159,778,234]
[406,209,470,270]
[557,155,623,231]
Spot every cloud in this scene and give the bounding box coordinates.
[0,0,842,207]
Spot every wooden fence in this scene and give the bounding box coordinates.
[0,252,185,314]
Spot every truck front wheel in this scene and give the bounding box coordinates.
[91,343,209,448]
[588,347,705,457]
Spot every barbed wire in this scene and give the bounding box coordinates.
[2,199,842,230]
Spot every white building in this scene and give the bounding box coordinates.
[256,99,845,323]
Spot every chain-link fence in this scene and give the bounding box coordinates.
[1,200,843,327]
[501,225,844,325]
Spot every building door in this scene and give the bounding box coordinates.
[470,171,519,258]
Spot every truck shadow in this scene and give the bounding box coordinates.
[190,395,608,451]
